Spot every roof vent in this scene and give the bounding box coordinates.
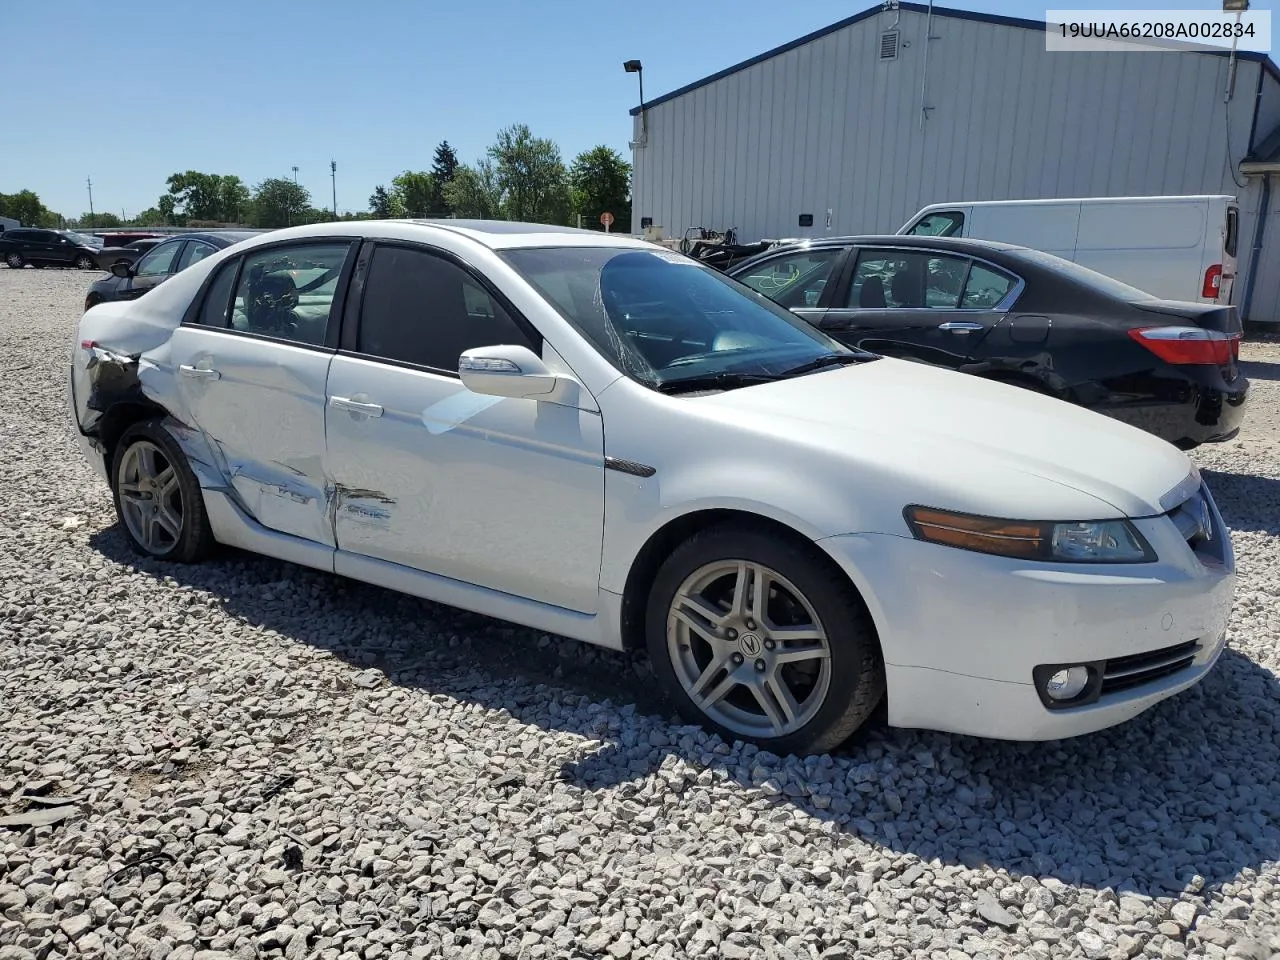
[879,30,900,60]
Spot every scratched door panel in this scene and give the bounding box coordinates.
[166,326,335,546]
[325,354,605,615]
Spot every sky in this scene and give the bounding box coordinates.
[5,0,1275,221]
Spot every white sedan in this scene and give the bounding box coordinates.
[69,220,1235,754]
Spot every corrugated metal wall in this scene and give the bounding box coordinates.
[631,9,1276,316]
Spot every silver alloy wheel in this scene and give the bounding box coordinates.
[117,440,183,556]
[666,560,832,738]
[5,254,22,268]
[75,255,95,269]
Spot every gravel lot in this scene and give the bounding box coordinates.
[1,267,1278,960]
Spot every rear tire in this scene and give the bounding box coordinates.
[110,420,215,563]
[74,254,96,270]
[645,522,885,755]
[5,253,23,269]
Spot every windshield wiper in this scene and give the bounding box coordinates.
[778,353,872,378]
[656,372,780,394]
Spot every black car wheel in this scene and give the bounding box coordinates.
[4,253,23,269]
[74,254,96,270]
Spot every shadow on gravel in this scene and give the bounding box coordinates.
[89,525,1280,902]
[1238,358,1280,383]
[1203,467,1280,535]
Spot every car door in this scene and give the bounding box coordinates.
[165,239,357,545]
[123,240,187,299]
[324,241,605,614]
[36,231,65,265]
[817,246,1019,369]
[732,246,848,327]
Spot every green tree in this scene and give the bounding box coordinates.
[368,185,403,219]
[391,171,436,218]
[569,146,631,233]
[444,161,502,220]
[251,178,311,228]
[430,140,460,215]
[133,207,168,227]
[162,171,251,223]
[487,124,570,225]
[78,212,123,228]
[0,190,57,227]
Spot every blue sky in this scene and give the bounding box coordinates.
[5,0,1274,220]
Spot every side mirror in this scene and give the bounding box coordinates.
[458,344,559,399]
[110,261,133,279]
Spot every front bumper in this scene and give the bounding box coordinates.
[818,485,1235,740]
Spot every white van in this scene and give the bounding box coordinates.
[898,195,1238,304]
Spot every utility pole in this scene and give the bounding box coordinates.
[86,177,95,229]
[291,165,299,184]
[330,160,338,221]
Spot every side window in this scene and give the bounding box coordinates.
[357,244,537,372]
[194,258,239,328]
[229,243,351,345]
[1225,207,1238,259]
[136,241,183,277]
[906,212,965,237]
[961,263,1017,309]
[178,241,216,271]
[848,251,970,309]
[735,248,842,308]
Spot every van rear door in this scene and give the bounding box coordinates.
[1219,202,1239,304]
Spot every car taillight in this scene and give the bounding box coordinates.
[1203,263,1223,299]
[80,339,97,350]
[1128,326,1238,366]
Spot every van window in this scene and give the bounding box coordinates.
[1226,206,1238,259]
[907,212,964,237]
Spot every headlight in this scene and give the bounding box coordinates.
[904,506,1155,563]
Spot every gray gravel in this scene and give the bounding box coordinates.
[1,265,1278,960]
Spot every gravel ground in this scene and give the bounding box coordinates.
[1,266,1278,960]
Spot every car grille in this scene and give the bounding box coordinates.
[1101,639,1199,696]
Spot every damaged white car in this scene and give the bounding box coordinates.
[70,220,1235,754]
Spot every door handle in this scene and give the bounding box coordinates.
[937,321,985,333]
[179,364,220,380]
[329,395,384,418]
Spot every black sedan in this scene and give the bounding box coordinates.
[729,235,1247,449]
[85,231,260,311]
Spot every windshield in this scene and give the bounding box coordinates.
[501,246,857,390]
[64,230,103,248]
[1011,247,1155,301]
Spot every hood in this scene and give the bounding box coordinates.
[696,357,1192,519]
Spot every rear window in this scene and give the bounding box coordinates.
[1013,248,1155,301]
[1226,206,1238,259]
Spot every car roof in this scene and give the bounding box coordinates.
[793,234,1027,253]
[217,219,654,253]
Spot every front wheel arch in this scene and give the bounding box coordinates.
[619,509,880,652]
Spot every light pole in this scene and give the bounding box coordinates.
[330,160,337,221]
[291,165,299,184]
[86,176,95,229]
[624,60,646,147]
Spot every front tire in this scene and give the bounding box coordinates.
[74,254,96,270]
[646,523,885,755]
[111,420,215,562]
[5,253,23,269]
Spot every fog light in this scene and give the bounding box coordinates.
[1045,666,1090,701]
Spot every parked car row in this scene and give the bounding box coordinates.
[70,220,1236,754]
[0,228,103,269]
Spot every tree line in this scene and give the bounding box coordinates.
[1,126,631,233]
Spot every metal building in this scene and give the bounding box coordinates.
[628,2,1280,323]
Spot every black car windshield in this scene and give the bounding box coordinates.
[64,230,102,248]
[501,246,862,391]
